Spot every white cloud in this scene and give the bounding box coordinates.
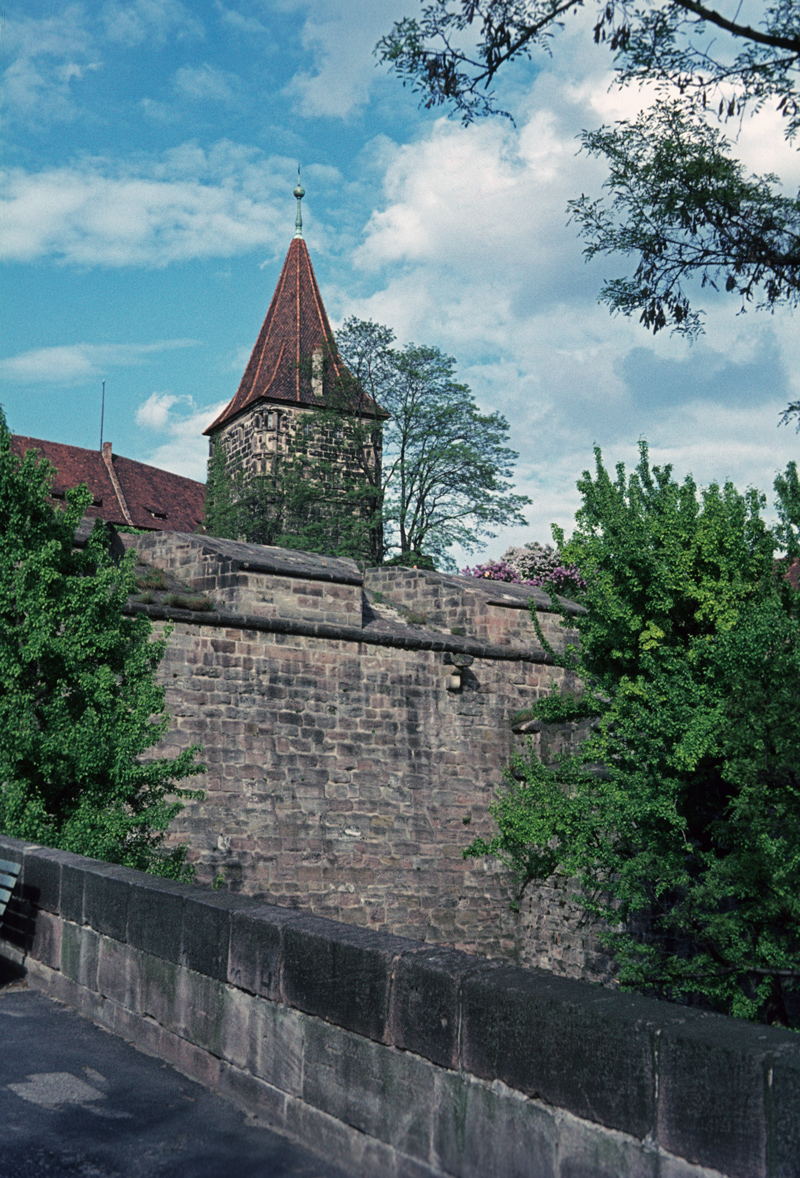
[283,0,417,119]
[0,143,296,266]
[1,7,100,125]
[101,0,202,46]
[0,340,197,383]
[136,391,191,429]
[138,397,228,481]
[335,35,800,557]
[173,63,241,105]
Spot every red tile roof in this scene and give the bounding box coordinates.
[205,236,386,435]
[10,435,205,533]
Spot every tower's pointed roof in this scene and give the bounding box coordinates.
[205,184,385,435]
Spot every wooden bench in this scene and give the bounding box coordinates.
[0,857,21,921]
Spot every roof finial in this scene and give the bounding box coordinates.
[293,168,305,239]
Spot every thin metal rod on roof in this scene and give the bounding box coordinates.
[294,168,305,239]
[100,380,105,451]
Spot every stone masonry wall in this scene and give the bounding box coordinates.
[7,836,794,1178]
[126,533,600,975]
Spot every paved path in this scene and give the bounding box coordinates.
[0,983,355,1177]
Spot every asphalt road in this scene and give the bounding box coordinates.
[0,980,356,1178]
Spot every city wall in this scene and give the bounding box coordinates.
[3,835,798,1178]
[124,532,606,977]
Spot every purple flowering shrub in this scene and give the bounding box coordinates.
[461,542,586,596]
[458,558,535,585]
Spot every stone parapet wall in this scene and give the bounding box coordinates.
[122,533,591,974]
[153,613,556,963]
[2,836,797,1178]
[364,566,578,651]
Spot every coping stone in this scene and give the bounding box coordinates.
[390,945,488,1069]
[461,963,656,1140]
[229,903,301,999]
[127,874,191,964]
[282,913,419,1044]
[181,888,256,982]
[82,862,140,942]
[656,1012,783,1178]
[21,846,75,915]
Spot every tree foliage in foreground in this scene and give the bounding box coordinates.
[205,318,531,569]
[0,410,204,877]
[378,0,800,336]
[467,442,800,1025]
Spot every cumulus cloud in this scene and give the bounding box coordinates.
[0,143,296,266]
[337,22,800,555]
[283,0,417,119]
[135,391,192,429]
[137,396,227,481]
[1,7,100,126]
[173,63,241,105]
[0,340,197,383]
[101,0,202,46]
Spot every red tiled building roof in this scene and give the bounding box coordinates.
[205,235,385,435]
[10,436,205,533]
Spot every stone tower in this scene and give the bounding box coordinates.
[204,179,386,498]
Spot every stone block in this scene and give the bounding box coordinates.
[30,909,62,971]
[461,964,656,1140]
[181,887,247,981]
[127,874,189,963]
[282,913,416,1043]
[21,846,72,914]
[390,944,480,1069]
[553,1111,658,1178]
[83,863,137,941]
[228,903,299,998]
[768,1048,800,1178]
[303,1017,434,1162]
[60,860,86,924]
[657,1012,775,1178]
[61,921,99,991]
[217,1062,290,1127]
[97,935,142,1012]
[433,1069,556,1178]
[249,999,305,1097]
[174,968,228,1057]
[139,951,181,1029]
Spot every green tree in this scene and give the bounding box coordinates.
[467,442,800,1025]
[206,318,531,570]
[0,410,204,878]
[378,1,800,336]
[333,318,531,568]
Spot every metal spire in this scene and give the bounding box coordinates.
[293,169,305,239]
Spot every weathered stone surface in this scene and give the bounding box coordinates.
[554,1112,659,1178]
[461,964,656,1140]
[97,934,142,1012]
[390,944,482,1069]
[60,921,99,991]
[181,888,249,981]
[302,1017,434,1162]
[127,874,189,964]
[433,1070,557,1178]
[282,913,413,1044]
[60,861,86,924]
[768,1049,800,1178]
[228,903,297,998]
[83,863,137,941]
[656,1013,774,1178]
[21,845,71,914]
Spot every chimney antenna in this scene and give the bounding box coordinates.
[100,380,105,451]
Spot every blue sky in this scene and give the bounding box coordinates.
[3,0,799,560]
